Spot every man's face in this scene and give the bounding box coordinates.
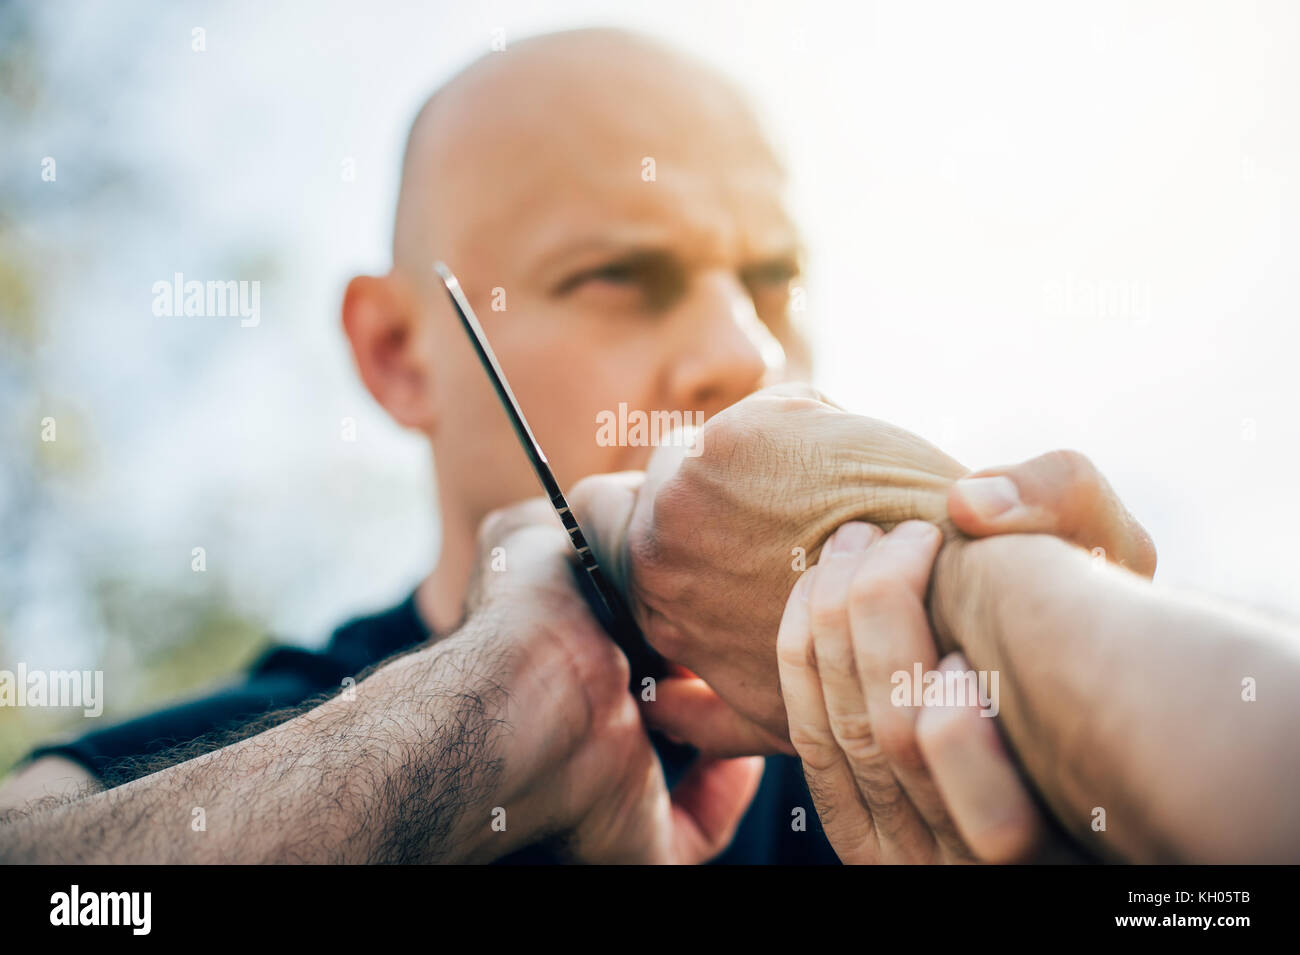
[396,36,811,520]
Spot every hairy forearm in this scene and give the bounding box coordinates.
[0,624,528,864]
[929,533,1300,862]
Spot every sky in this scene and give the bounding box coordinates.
[8,0,1298,678]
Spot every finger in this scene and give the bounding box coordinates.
[477,496,564,546]
[809,522,934,860]
[947,450,1156,577]
[670,755,766,863]
[848,520,971,860]
[468,500,582,611]
[567,471,647,593]
[916,653,1045,864]
[776,565,878,861]
[641,677,795,757]
[808,523,883,743]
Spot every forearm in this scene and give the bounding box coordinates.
[929,533,1300,862]
[0,623,538,864]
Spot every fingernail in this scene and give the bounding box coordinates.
[792,570,814,601]
[827,522,876,555]
[953,476,1021,521]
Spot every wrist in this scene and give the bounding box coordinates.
[375,606,597,862]
[336,623,532,862]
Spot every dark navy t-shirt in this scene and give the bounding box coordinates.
[27,593,840,864]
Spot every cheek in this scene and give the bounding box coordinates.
[542,364,666,484]
[495,306,671,480]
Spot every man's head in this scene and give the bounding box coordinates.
[343,28,810,540]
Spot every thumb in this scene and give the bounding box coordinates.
[670,755,766,863]
[947,450,1156,576]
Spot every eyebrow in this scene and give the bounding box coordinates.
[528,229,682,285]
[550,247,678,293]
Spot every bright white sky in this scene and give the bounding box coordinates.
[16,0,1299,666]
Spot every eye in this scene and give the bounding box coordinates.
[741,259,802,330]
[558,258,647,295]
[558,254,686,311]
[741,259,800,289]
[584,261,641,285]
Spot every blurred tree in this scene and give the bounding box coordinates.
[0,2,267,773]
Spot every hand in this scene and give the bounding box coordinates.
[461,498,764,863]
[572,386,966,756]
[777,520,1044,863]
[573,387,1157,756]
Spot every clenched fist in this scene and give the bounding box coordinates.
[571,385,1154,757]
[570,386,966,753]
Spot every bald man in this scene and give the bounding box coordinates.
[0,29,1140,863]
[0,30,829,864]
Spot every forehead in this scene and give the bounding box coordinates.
[420,41,798,280]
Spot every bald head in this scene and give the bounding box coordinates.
[392,28,785,277]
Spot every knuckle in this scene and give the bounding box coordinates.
[1044,447,1093,476]
[874,715,927,774]
[854,773,912,827]
[848,566,912,613]
[854,640,900,687]
[788,728,843,774]
[1044,448,1103,506]
[827,711,881,760]
[776,620,814,669]
[808,599,848,638]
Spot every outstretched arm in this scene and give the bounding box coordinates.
[0,617,562,863]
[2,504,762,865]
[929,531,1300,863]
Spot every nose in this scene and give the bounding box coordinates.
[666,269,784,415]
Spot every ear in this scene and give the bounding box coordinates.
[341,272,438,432]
